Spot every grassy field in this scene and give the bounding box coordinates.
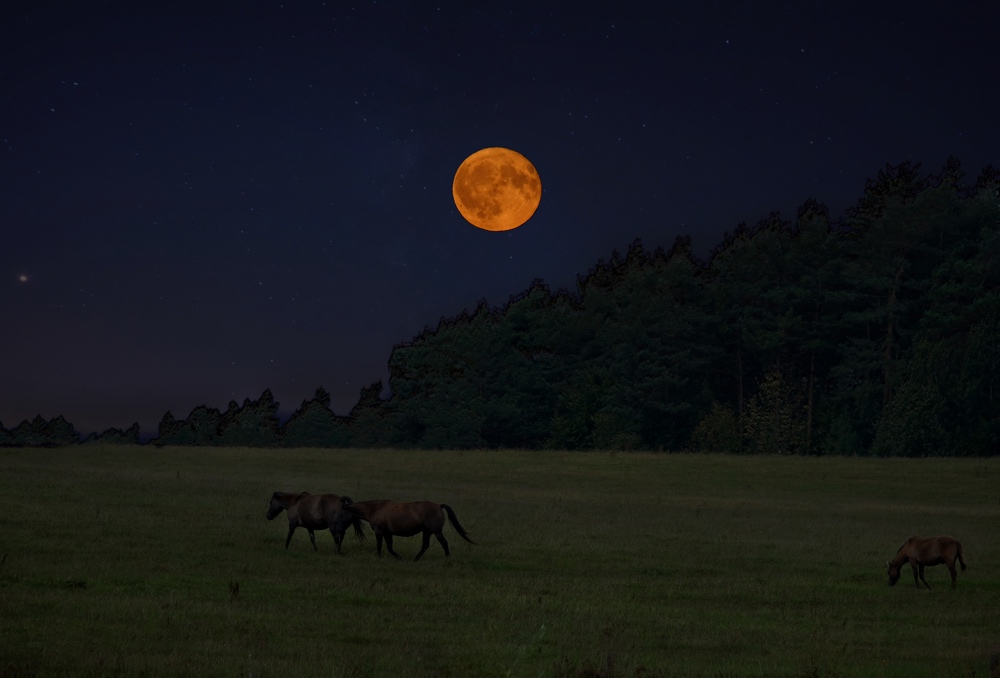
[0,446,998,677]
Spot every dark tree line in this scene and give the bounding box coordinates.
[4,159,998,455]
[370,160,999,455]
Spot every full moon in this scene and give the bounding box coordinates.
[452,147,541,232]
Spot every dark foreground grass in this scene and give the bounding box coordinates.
[0,447,998,677]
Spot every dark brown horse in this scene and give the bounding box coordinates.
[266,491,365,553]
[887,535,966,589]
[335,499,476,561]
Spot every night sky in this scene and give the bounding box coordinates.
[3,2,998,438]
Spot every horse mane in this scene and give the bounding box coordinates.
[888,538,913,568]
[272,491,309,507]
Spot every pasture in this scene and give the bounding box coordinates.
[0,446,998,677]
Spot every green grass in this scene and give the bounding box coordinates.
[0,447,998,677]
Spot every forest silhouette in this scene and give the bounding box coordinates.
[4,159,998,456]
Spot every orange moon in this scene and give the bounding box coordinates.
[452,147,541,231]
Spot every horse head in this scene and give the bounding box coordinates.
[332,503,357,531]
[265,492,287,520]
[886,560,900,586]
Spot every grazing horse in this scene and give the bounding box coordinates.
[265,491,365,553]
[335,499,476,561]
[887,535,967,589]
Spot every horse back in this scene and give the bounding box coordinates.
[289,493,342,529]
[907,535,961,564]
[364,500,445,536]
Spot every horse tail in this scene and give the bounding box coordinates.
[351,515,367,543]
[338,499,367,543]
[441,504,477,544]
[957,541,967,571]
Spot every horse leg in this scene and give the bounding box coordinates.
[308,530,318,552]
[331,529,343,554]
[947,560,958,589]
[383,534,402,560]
[414,531,432,561]
[285,525,296,549]
[435,531,450,557]
[918,564,931,589]
[376,534,384,558]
